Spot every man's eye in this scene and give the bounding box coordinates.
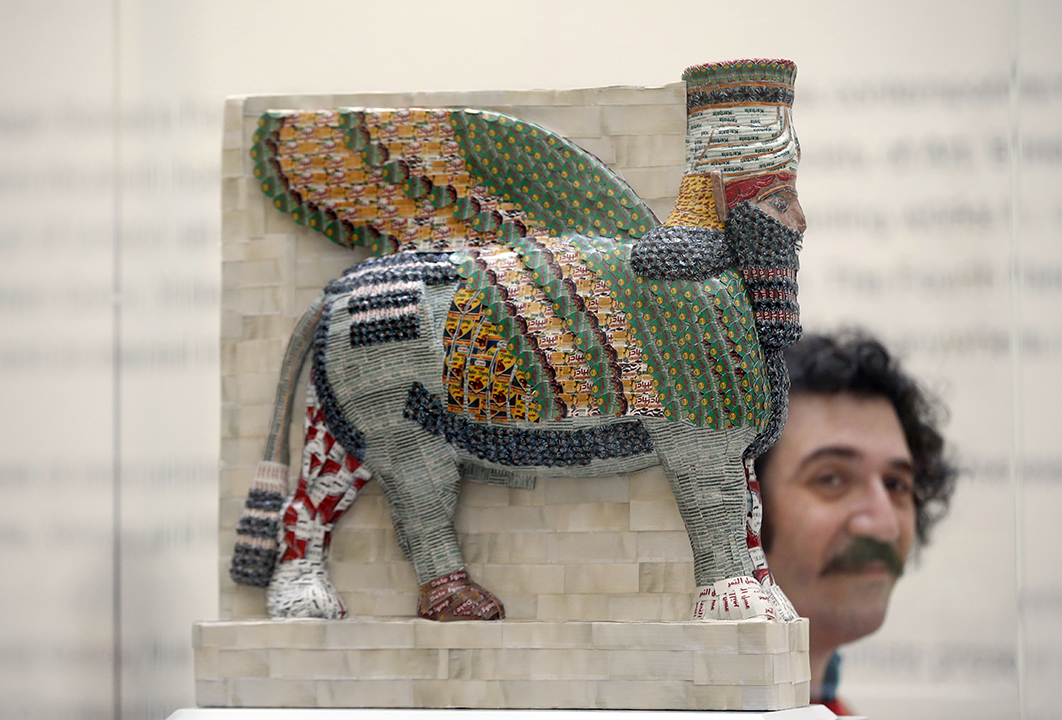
[814,473,844,490]
[885,476,915,499]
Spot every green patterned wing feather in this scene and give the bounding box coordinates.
[449,110,658,240]
[250,108,659,256]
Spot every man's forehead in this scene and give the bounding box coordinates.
[776,391,913,471]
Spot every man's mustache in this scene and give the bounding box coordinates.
[820,536,905,578]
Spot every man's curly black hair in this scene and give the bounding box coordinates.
[754,332,958,548]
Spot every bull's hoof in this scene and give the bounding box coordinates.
[692,575,776,621]
[760,574,798,621]
[267,559,347,620]
[417,570,505,621]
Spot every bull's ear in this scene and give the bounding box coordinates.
[709,171,727,226]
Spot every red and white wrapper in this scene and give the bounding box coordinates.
[692,576,776,621]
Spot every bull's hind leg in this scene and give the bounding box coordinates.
[315,261,501,620]
[368,419,503,621]
[267,382,371,619]
[645,421,779,621]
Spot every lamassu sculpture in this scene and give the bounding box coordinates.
[230,59,807,623]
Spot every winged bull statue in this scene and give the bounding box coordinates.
[228,59,807,623]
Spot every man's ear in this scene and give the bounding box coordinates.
[710,171,727,226]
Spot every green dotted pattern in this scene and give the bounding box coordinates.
[450,110,658,241]
[582,237,769,428]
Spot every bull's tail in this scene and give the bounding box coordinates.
[229,296,326,587]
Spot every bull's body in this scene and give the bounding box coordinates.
[321,233,767,546]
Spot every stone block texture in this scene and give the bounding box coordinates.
[195,618,810,711]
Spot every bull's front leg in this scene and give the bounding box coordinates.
[645,420,785,621]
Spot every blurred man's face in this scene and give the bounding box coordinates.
[761,391,917,650]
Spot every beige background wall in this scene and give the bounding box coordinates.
[1,1,1060,718]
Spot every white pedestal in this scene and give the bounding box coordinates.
[194,618,810,712]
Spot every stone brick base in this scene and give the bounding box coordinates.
[194,618,809,711]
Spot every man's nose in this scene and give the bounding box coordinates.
[847,477,901,542]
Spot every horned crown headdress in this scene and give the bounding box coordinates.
[681,59,799,183]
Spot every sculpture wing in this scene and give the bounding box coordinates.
[251,108,658,255]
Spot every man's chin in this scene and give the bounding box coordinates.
[818,571,896,617]
[830,608,890,647]
[808,591,892,648]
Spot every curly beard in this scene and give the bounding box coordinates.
[725,201,804,461]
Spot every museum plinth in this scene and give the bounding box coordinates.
[194,617,809,711]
